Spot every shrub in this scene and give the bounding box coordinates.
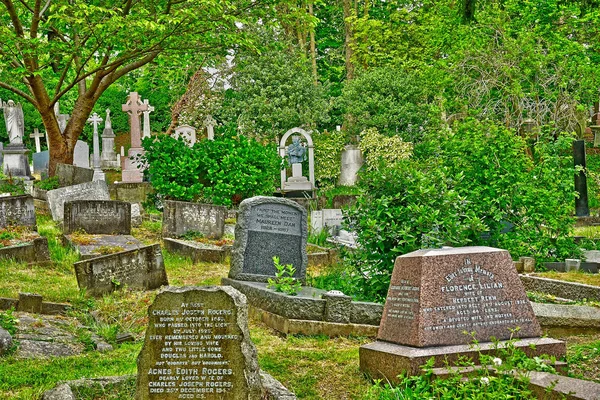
[358,127,413,170]
[312,130,347,190]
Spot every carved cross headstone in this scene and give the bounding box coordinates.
[54,102,70,134]
[204,114,217,140]
[142,99,154,139]
[87,112,105,181]
[29,128,45,153]
[122,92,148,148]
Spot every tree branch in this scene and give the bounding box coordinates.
[0,81,37,105]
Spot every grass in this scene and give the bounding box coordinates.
[533,270,600,287]
[574,225,600,239]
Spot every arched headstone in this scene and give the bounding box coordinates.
[278,127,315,193]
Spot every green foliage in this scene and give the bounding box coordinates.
[267,256,302,296]
[142,126,280,206]
[0,308,18,336]
[312,130,347,189]
[34,176,60,191]
[358,128,412,170]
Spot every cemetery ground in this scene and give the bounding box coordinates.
[2,213,600,399]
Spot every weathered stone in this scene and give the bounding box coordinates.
[73,140,90,168]
[41,384,76,400]
[55,163,94,187]
[2,144,33,180]
[33,150,49,177]
[164,238,230,263]
[527,370,600,399]
[0,327,13,356]
[74,244,167,297]
[109,181,153,203]
[131,203,142,227]
[17,292,43,313]
[64,233,143,260]
[162,200,226,239]
[532,302,600,329]
[378,247,541,347]
[63,200,131,235]
[136,286,263,400]
[115,332,135,343]
[520,275,600,302]
[338,145,363,186]
[0,237,50,264]
[229,196,307,283]
[0,194,36,228]
[323,291,352,323]
[47,181,110,222]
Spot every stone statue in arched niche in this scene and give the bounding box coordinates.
[278,128,316,194]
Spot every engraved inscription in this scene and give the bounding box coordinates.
[247,204,302,236]
[145,303,238,398]
[385,280,420,321]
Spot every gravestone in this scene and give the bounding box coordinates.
[339,144,363,186]
[74,244,167,297]
[360,246,566,380]
[73,140,90,168]
[63,200,131,235]
[87,112,105,181]
[100,109,119,169]
[174,124,197,146]
[55,163,94,187]
[310,209,343,234]
[162,200,226,239]
[204,115,216,140]
[278,128,315,193]
[122,92,148,182]
[32,151,49,177]
[1,99,33,181]
[229,196,307,282]
[0,195,36,228]
[47,180,110,222]
[135,286,263,400]
[142,99,154,139]
[29,128,45,153]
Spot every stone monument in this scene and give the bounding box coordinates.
[278,128,315,194]
[122,92,148,182]
[87,112,105,181]
[54,102,70,134]
[229,196,307,283]
[100,109,119,169]
[29,128,44,153]
[135,286,263,399]
[338,145,363,186]
[173,124,197,146]
[142,99,154,139]
[1,99,33,180]
[204,115,216,140]
[73,140,90,168]
[30,128,49,176]
[359,246,566,381]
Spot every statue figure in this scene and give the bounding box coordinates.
[1,100,24,144]
[287,135,306,165]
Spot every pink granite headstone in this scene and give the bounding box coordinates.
[377,246,541,348]
[121,92,148,182]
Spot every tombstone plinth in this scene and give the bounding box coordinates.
[279,128,316,195]
[2,144,33,180]
[136,286,263,400]
[359,246,566,381]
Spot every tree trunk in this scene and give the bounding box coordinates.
[342,0,355,80]
[308,2,318,85]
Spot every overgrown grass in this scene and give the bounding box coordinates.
[533,270,600,287]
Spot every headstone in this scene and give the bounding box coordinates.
[229,196,307,282]
[204,115,216,140]
[47,180,110,222]
[63,200,131,235]
[135,286,263,399]
[73,140,90,168]
[55,163,94,187]
[376,247,541,347]
[339,145,363,186]
[121,92,148,182]
[54,102,70,134]
[310,210,323,233]
[174,124,197,146]
[278,128,315,193]
[162,200,226,239]
[87,112,105,181]
[100,109,119,169]
[1,99,32,180]
[0,195,36,228]
[33,150,49,176]
[29,128,44,153]
[310,209,343,234]
[73,244,167,297]
[142,99,154,139]
[359,246,563,380]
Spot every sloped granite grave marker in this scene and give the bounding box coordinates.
[136,286,263,400]
[359,246,566,381]
[229,196,307,282]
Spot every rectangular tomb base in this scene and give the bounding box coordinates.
[359,337,566,383]
[250,306,379,338]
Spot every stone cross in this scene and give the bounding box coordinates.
[54,102,70,134]
[87,112,105,181]
[121,92,148,148]
[204,114,216,140]
[29,128,44,153]
[142,99,154,139]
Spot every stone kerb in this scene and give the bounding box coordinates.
[162,200,226,239]
[63,200,131,235]
[47,180,110,222]
[135,286,263,399]
[0,194,36,229]
[229,196,308,283]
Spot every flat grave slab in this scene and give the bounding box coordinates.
[163,237,231,263]
[64,234,143,260]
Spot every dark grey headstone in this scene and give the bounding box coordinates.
[0,195,36,228]
[33,151,49,176]
[136,286,263,399]
[47,181,110,222]
[229,196,307,283]
[73,244,167,297]
[55,163,94,187]
[63,200,131,235]
[162,200,226,239]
